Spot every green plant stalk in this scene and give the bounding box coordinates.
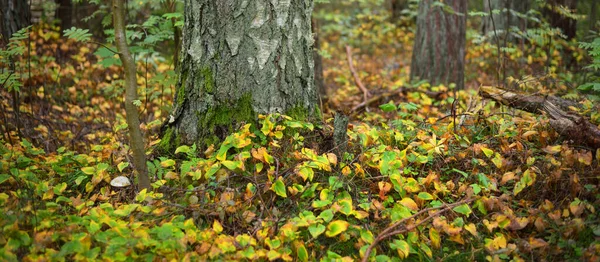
[112,0,151,190]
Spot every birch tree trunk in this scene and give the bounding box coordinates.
[410,0,467,90]
[161,0,317,149]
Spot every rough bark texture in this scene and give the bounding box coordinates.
[544,0,578,40]
[0,0,30,46]
[479,86,600,150]
[113,0,151,190]
[482,0,529,44]
[162,0,317,149]
[410,0,467,90]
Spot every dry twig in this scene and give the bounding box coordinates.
[346,45,371,105]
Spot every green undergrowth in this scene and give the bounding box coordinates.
[2,87,599,260]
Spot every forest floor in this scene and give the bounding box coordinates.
[1,20,599,261]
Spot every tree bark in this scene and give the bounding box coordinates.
[410,0,467,90]
[0,0,30,46]
[161,0,317,149]
[113,0,151,190]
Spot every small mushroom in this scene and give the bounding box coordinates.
[110,176,131,188]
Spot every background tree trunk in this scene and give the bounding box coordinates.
[55,0,73,31]
[162,0,317,149]
[544,0,578,40]
[390,0,408,22]
[0,0,30,46]
[410,0,467,90]
[482,0,529,44]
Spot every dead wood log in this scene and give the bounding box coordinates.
[479,86,600,150]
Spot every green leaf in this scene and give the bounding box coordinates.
[222,160,242,171]
[325,220,349,237]
[81,167,95,175]
[63,27,92,42]
[175,145,191,154]
[417,192,434,201]
[117,162,129,172]
[205,163,221,179]
[271,178,287,198]
[471,184,482,195]
[318,209,334,223]
[514,169,536,196]
[379,102,397,112]
[453,204,472,216]
[0,174,10,185]
[389,239,410,259]
[360,230,374,244]
[308,224,326,238]
[296,242,308,262]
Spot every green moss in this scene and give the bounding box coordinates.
[196,93,256,147]
[285,106,310,121]
[157,127,175,154]
[176,85,185,106]
[202,67,214,93]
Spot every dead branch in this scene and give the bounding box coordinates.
[346,45,371,105]
[479,86,600,149]
[361,198,474,262]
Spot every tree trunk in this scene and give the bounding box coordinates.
[482,0,529,44]
[588,0,598,36]
[0,0,30,46]
[161,0,317,149]
[390,0,408,22]
[55,0,73,31]
[113,0,151,190]
[544,0,578,40]
[410,0,467,90]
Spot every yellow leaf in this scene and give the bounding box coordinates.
[326,153,338,166]
[213,220,223,234]
[464,223,478,236]
[160,159,176,168]
[543,145,562,154]
[522,130,538,139]
[326,220,349,237]
[480,146,494,158]
[429,228,441,249]
[500,172,515,185]
[399,198,418,211]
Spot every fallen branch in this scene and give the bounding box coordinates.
[346,45,371,105]
[362,198,474,262]
[479,86,600,149]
